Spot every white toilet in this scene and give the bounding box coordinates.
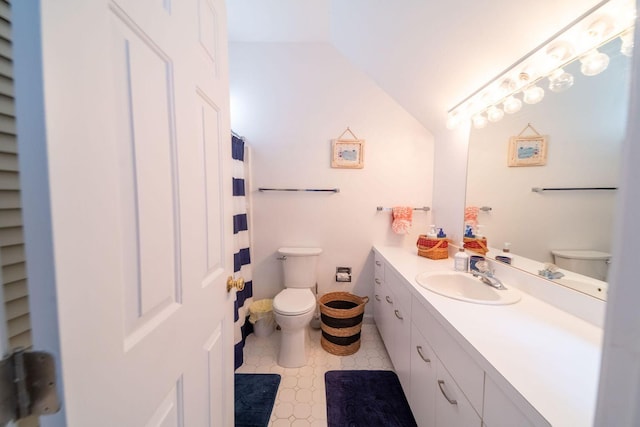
[273,247,322,368]
[551,249,611,281]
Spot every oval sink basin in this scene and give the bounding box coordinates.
[415,271,521,305]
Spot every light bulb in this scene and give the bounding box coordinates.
[487,106,504,123]
[621,28,634,57]
[548,68,574,93]
[503,96,522,114]
[523,85,545,104]
[580,50,610,76]
[472,113,488,129]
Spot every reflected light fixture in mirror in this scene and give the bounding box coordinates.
[445,0,636,131]
[503,95,522,114]
[548,68,575,92]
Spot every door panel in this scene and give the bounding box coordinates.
[13,0,233,425]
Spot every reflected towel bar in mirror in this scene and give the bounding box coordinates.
[532,187,618,193]
[376,206,430,212]
[258,187,340,193]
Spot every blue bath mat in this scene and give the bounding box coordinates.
[325,370,417,427]
[234,373,281,427]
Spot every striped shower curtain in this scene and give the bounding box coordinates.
[232,134,254,370]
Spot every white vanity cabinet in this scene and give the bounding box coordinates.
[373,251,551,427]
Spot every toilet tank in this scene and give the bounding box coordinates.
[551,250,611,281]
[278,247,322,288]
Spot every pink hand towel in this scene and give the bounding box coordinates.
[392,206,413,234]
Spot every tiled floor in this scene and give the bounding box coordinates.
[236,323,393,426]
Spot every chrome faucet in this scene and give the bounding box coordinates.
[472,261,507,290]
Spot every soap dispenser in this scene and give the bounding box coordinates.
[496,242,513,265]
[454,243,469,272]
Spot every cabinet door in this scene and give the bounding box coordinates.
[410,324,436,427]
[435,360,482,427]
[385,268,412,395]
[390,295,411,395]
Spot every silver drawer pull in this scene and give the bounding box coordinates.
[385,296,393,304]
[416,346,430,363]
[375,278,381,285]
[375,295,381,301]
[394,309,403,320]
[437,380,457,405]
[375,261,382,266]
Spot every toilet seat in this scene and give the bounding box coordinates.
[273,289,316,315]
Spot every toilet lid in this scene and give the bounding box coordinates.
[273,289,316,315]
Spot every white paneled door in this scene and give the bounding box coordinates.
[14,0,233,426]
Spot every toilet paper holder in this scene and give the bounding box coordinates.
[335,267,352,282]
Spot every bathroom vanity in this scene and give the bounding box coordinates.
[372,245,603,426]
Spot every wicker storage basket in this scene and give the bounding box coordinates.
[318,292,369,356]
[463,237,489,255]
[416,235,449,260]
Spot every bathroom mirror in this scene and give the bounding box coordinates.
[465,37,632,301]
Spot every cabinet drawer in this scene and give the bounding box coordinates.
[385,266,412,313]
[435,355,482,427]
[412,297,484,415]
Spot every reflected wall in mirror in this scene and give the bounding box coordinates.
[465,38,631,301]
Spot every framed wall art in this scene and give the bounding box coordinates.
[331,127,365,169]
[508,124,548,167]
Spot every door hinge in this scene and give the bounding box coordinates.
[0,348,60,424]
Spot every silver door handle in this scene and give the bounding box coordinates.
[394,309,403,320]
[375,295,381,301]
[375,261,382,266]
[385,296,393,304]
[375,278,381,285]
[438,380,457,405]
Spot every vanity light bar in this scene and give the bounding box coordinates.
[446,0,636,130]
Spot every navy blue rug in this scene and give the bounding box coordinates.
[325,370,417,427]
[234,373,281,427]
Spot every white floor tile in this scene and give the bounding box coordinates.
[238,324,393,426]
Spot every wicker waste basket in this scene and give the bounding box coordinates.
[318,292,369,356]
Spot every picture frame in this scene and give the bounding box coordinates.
[508,135,548,167]
[331,139,365,169]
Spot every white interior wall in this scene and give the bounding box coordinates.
[595,4,640,424]
[431,126,470,247]
[466,49,628,263]
[229,42,434,314]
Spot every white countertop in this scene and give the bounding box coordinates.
[373,245,603,427]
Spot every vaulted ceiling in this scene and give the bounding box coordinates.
[227,0,604,133]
